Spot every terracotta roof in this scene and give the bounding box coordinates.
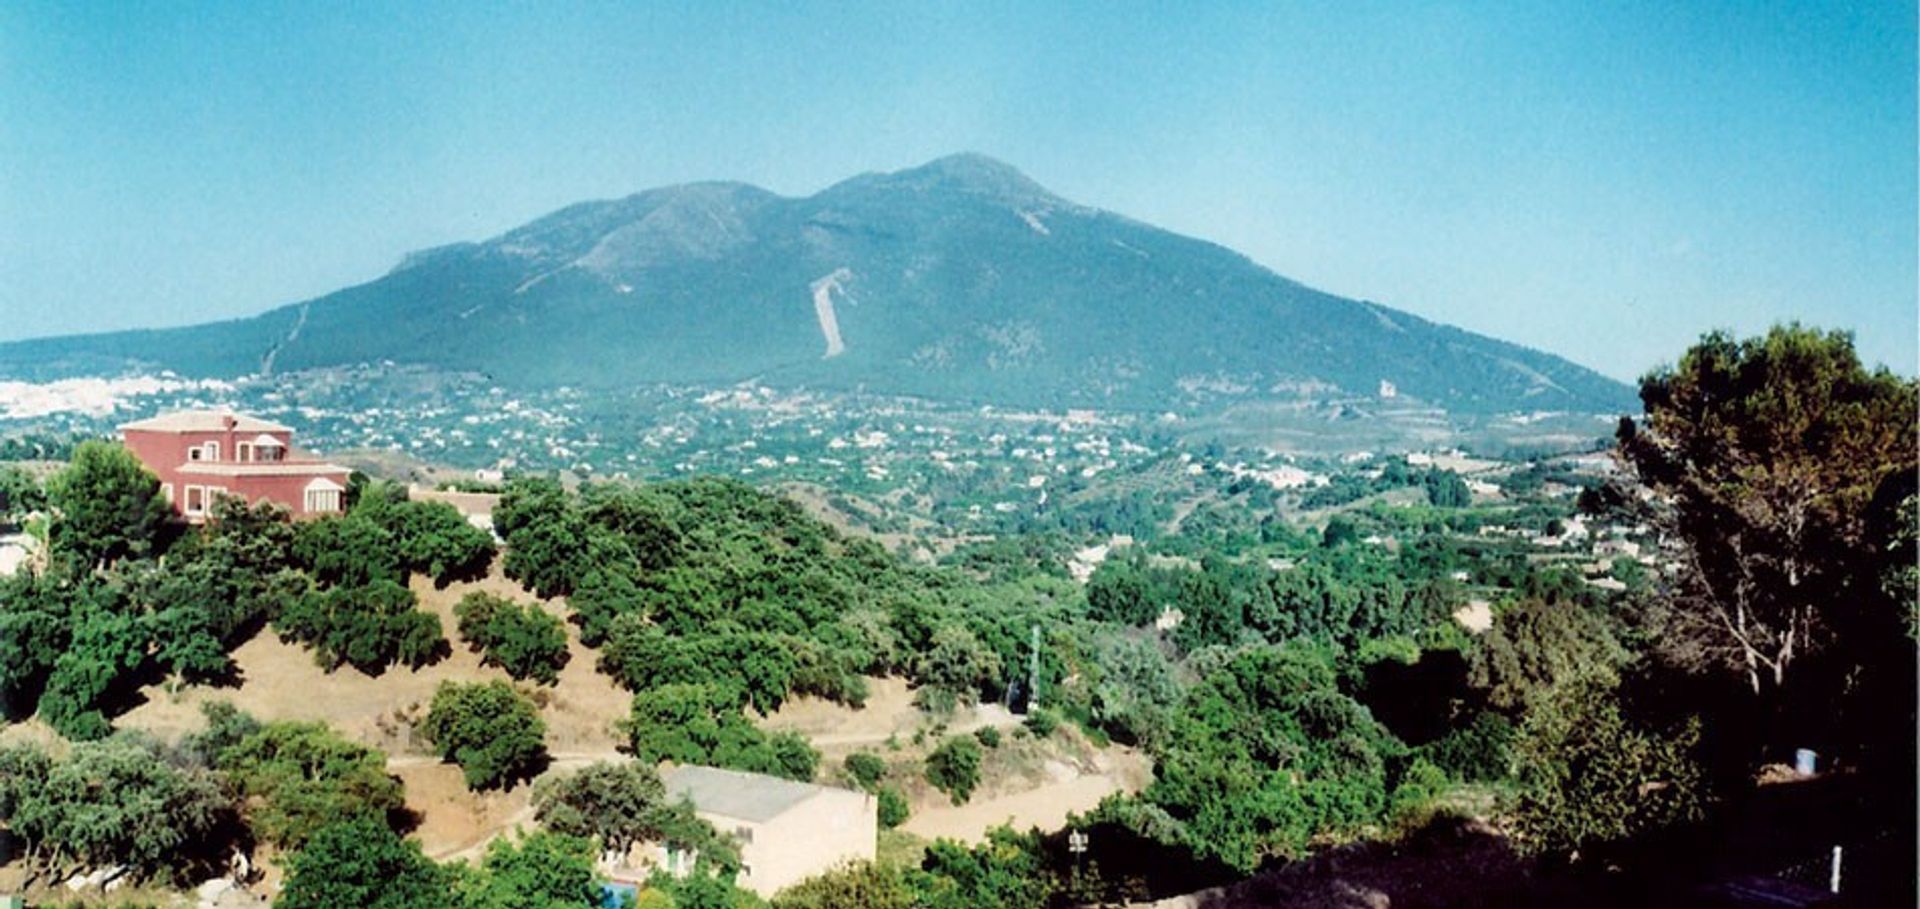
[119,410,293,433]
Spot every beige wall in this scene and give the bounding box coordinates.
[710,787,876,897]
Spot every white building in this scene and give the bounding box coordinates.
[659,765,876,898]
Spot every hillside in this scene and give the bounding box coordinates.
[0,154,1634,415]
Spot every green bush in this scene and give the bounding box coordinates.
[1419,711,1514,783]
[924,736,983,805]
[1022,706,1058,738]
[771,860,915,909]
[876,786,910,829]
[420,680,548,790]
[974,726,1002,748]
[844,752,887,790]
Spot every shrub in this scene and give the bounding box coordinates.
[771,860,915,909]
[844,752,887,791]
[974,726,1002,748]
[1419,711,1515,783]
[1388,758,1451,826]
[924,736,983,805]
[876,786,910,829]
[1023,706,1059,738]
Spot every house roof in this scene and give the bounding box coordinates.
[120,410,292,434]
[661,765,840,823]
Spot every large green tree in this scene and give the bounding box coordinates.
[0,737,234,881]
[455,592,570,685]
[420,680,549,790]
[1620,325,1917,698]
[216,718,408,849]
[532,761,737,869]
[45,440,169,569]
[277,817,452,909]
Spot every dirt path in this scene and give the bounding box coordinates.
[903,771,1133,842]
[394,750,627,862]
[759,677,1020,756]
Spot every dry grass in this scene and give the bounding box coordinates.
[100,559,632,865]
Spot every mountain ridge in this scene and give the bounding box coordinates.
[0,153,1635,415]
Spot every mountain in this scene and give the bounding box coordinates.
[0,154,1634,415]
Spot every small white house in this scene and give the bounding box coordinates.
[658,765,876,898]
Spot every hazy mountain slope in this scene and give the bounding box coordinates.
[0,154,1634,414]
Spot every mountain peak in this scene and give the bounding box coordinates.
[866,152,1060,204]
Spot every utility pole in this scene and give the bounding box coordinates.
[1027,624,1042,711]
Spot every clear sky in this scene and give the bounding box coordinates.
[2,2,1913,381]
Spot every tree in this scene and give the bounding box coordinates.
[1469,597,1629,713]
[0,737,234,881]
[453,830,602,909]
[38,599,148,740]
[924,736,983,805]
[1322,515,1360,548]
[1423,470,1472,508]
[294,515,403,587]
[772,860,915,909]
[1510,675,1705,856]
[363,494,494,585]
[531,761,670,856]
[275,579,445,674]
[455,592,570,685]
[0,464,44,525]
[277,817,452,909]
[45,440,168,568]
[1620,325,1917,697]
[217,719,407,849]
[421,680,549,790]
[913,624,1002,711]
[622,682,819,782]
[533,761,737,872]
[0,570,74,720]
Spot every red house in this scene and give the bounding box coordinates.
[120,410,352,522]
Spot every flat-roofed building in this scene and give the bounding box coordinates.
[658,765,876,897]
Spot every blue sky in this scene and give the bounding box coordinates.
[1,2,1913,380]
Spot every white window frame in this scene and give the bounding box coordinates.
[237,442,253,463]
[184,484,207,515]
[303,484,342,514]
[203,441,220,462]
